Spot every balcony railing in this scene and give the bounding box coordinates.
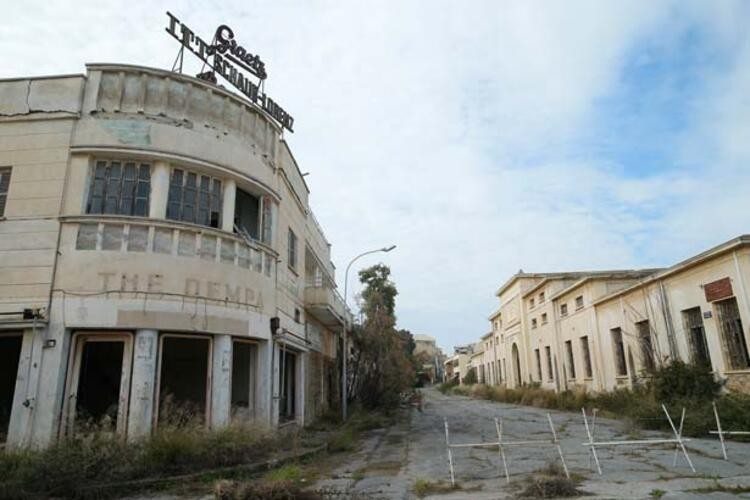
[62,215,277,277]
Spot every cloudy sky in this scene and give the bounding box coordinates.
[3,1,749,352]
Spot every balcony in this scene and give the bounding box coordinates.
[304,278,350,330]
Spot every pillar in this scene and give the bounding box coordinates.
[127,329,158,441]
[210,334,232,429]
[149,161,170,219]
[221,179,236,233]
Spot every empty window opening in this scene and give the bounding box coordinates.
[231,341,257,422]
[716,298,750,370]
[66,333,133,436]
[612,328,627,376]
[0,334,22,442]
[683,307,711,368]
[234,188,260,240]
[279,347,297,422]
[575,295,584,310]
[158,336,211,426]
[534,349,542,381]
[545,346,553,381]
[0,167,11,217]
[560,303,568,317]
[565,340,576,379]
[636,320,655,373]
[581,336,593,378]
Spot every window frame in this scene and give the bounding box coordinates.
[0,166,11,217]
[287,228,298,271]
[86,159,151,217]
[166,168,222,229]
[575,295,584,310]
[560,303,568,317]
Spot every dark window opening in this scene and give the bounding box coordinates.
[166,169,222,228]
[87,160,150,216]
[545,346,553,381]
[636,320,655,373]
[534,349,542,381]
[75,341,124,430]
[279,349,297,421]
[581,336,593,378]
[231,342,256,421]
[234,188,260,240]
[0,167,11,217]
[683,307,711,368]
[159,336,210,426]
[0,335,22,441]
[716,298,750,370]
[565,340,576,379]
[612,328,627,376]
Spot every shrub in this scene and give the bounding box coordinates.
[648,361,722,403]
[462,368,478,385]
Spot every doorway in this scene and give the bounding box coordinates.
[511,343,521,388]
[66,333,133,435]
[279,347,297,422]
[231,341,257,422]
[0,333,22,442]
[157,335,211,426]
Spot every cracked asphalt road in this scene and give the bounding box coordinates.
[312,386,750,499]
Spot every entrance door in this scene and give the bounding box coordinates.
[231,341,257,422]
[65,333,133,435]
[279,348,297,422]
[157,335,211,427]
[0,334,22,442]
[511,343,521,388]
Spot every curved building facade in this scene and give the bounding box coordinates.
[0,64,350,448]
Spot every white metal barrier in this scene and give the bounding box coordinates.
[581,404,695,475]
[710,401,750,460]
[444,413,569,485]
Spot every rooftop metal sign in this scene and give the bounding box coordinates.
[166,12,294,133]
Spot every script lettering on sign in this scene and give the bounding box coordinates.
[165,11,294,133]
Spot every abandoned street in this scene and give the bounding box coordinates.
[309,387,750,499]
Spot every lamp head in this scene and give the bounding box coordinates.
[382,245,396,252]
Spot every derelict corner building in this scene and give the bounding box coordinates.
[0,14,350,449]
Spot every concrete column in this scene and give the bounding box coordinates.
[221,179,237,233]
[210,334,233,429]
[6,328,38,449]
[255,339,274,428]
[127,329,159,441]
[149,161,170,219]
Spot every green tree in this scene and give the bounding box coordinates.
[348,264,416,410]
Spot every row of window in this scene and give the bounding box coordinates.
[530,313,548,329]
[529,294,585,320]
[529,291,546,309]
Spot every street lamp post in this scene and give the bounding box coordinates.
[341,245,396,421]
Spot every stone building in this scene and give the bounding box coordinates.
[471,235,750,394]
[0,63,350,448]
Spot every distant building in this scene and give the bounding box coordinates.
[413,334,445,384]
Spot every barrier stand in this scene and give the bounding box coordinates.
[710,401,750,460]
[586,408,599,471]
[444,414,570,486]
[581,404,695,475]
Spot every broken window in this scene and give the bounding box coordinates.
[545,346,553,381]
[278,347,297,422]
[636,320,655,373]
[231,341,257,422]
[158,335,211,426]
[234,188,260,240]
[716,298,750,370]
[0,167,11,217]
[534,348,542,381]
[581,336,593,378]
[0,334,22,442]
[565,340,576,379]
[166,169,222,228]
[66,333,133,435]
[612,328,627,376]
[87,160,150,216]
[683,307,711,368]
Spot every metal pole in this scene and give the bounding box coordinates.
[713,401,728,460]
[662,404,695,473]
[341,245,396,421]
[444,418,455,486]
[547,413,570,479]
[494,417,510,483]
[588,408,598,470]
[582,408,602,475]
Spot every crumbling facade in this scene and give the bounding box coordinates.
[0,64,350,448]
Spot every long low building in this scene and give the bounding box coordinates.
[470,236,750,394]
[0,63,350,448]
